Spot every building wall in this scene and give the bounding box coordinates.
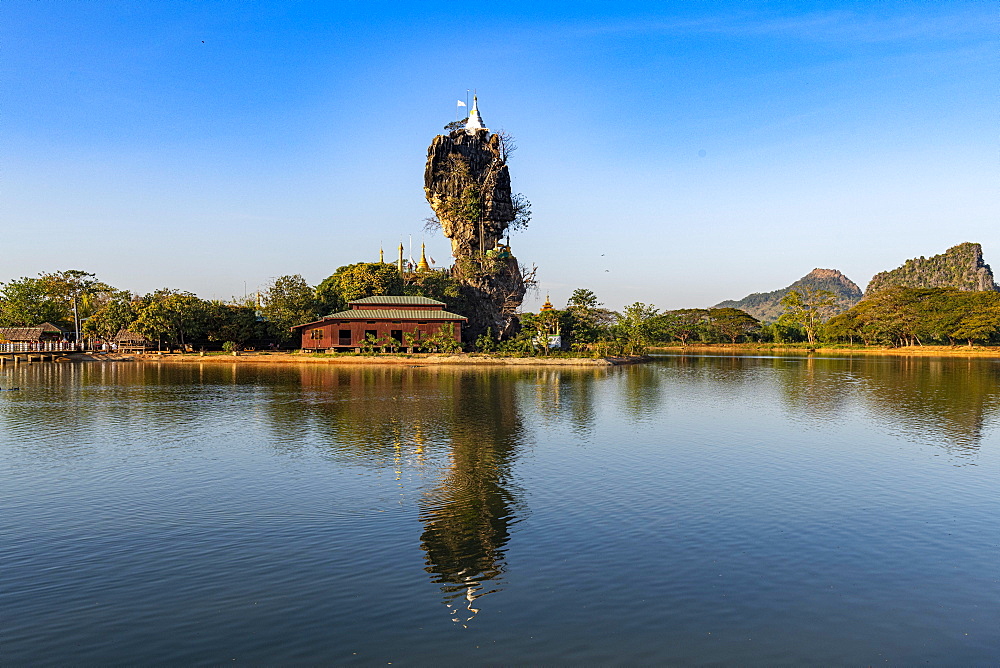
[299,319,462,349]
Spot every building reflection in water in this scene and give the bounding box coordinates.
[290,365,530,625]
[19,355,993,624]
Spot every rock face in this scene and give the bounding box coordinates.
[865,242,998,295]
[424,129,514,258]
[424,127,526,341]
[715,268,863,323]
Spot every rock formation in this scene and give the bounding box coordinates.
[715,268,862,322]
[865,242,998,295]
[424,98,527,341]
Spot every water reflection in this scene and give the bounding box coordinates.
[3,354,998,638]
[417,372,526,625]
[655,353,1000,456]
[289,365,530,623]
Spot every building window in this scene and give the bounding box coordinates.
[339,329,351,345]
[310,329,324,340]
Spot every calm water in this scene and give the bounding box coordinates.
[2,355,999,665]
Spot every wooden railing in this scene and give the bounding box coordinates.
[0,342,80,353]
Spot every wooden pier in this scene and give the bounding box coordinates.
[0,343,80,364]
[0,351,75,364]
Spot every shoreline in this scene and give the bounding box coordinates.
[649,344,1000,359]
[119,352,650,367]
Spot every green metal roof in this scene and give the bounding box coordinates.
[347,295,446,306]
[321,309,466,321]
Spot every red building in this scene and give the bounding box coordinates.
[291,295,467,351]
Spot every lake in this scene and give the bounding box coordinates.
[2,354,999,665]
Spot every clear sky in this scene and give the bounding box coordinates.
[3,1,997,311]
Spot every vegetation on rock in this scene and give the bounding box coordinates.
[865,242,998,295]
[715,268,861,323]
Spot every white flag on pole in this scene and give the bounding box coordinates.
[456,100,467,107]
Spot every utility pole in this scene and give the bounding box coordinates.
[73,295,80,350]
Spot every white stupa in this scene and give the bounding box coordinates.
[464,95,487,133]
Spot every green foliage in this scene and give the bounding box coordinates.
[131,290,209,351]
[715,269,862,323]
[660,308,709,344]
[706,308,761,343]
[40,269,116,337]
[0,269,116,331]
[866,242,997,294]
[261,274,317,343]
[475,327,497,353]
[778,288,837,345]
[612,302,660,355]
[205,302,262,347]
[0,276,69,327]
[564,288,615,344]
[437,156,483,227]
[83,290,138,339]
[316,262,404,314]
[826,287,1000,347]
[404,270,468,314]
[510,192,532,234]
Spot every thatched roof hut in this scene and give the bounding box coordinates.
[0,322,66,342]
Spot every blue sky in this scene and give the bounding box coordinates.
[3,1,997,310]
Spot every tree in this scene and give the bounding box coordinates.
[662,308,709,345]
[131,290,209,351]
[614,302,660,355]
[204,302,262,348]
[83,290,138,339]
[565,288,614,344]
[261,275,318,344]
[38,270,112,341]
[509,193,532,235]
[316,262,404,314]
[778,288,837,345]
[707,308,760,344]
[0,277,67,327]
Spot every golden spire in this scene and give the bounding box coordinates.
[398,243,405,275]
[541,294,554,311]
[417,243,430,272]
[379,246,384,263]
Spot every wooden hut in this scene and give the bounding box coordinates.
[291,296,466,352]
[0,322,67,343]
[113,330,152,352]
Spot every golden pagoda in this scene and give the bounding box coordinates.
[417,243,430,272]
[540,294,554,311]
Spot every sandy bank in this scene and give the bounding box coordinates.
[128,352,650,367]
[650,344,1000,359]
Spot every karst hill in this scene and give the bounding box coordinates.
[423,97,527,340]
[865,242,998,295]
[715,268,863,322]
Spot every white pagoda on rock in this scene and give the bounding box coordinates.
[464,95,487,133]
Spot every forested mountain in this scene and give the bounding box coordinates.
[714,268,862,323]
[865,242,998,295]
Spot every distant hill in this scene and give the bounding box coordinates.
[715,268,863,323]
[865,242,998,295]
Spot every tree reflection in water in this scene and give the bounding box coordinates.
[292,365,530,625]
[418,371,527,626]
[657,352,1000,460]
